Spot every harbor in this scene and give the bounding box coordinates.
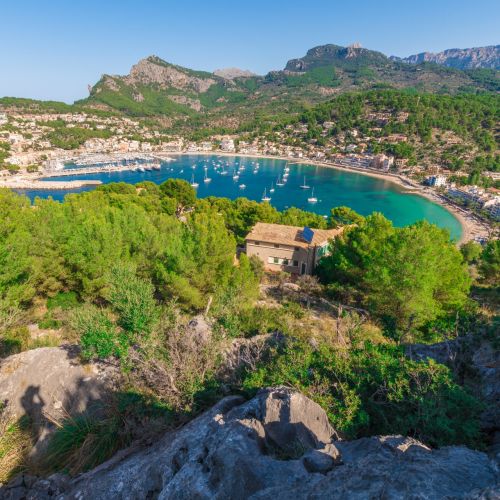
[12,154,465,242]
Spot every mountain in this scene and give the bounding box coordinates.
[393,45,500,70]
[283,43,389,72]
[66,45,500,127]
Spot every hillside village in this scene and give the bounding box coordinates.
[0,105,499,227]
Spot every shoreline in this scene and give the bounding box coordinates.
[2,151,491,244]
[169,152,486,244]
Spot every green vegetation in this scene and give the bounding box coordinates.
[274,90,500,173]
[243,340,482,447]
[46,126,113,150]
[317,213,471,340]
[0,182,495,479]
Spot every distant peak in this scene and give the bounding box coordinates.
[213,67,257,79]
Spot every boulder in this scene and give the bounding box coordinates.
[2,387,498,499]
[0,345,118,425]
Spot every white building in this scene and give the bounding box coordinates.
[426,175,447,187]
[220,138,235,152]
[0,113,7,125]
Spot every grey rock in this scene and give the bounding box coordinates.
[2,387,498,499]
[0,345,119,462]
[394,45,500,70]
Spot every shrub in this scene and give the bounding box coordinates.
[72,306,127,360]
[106,265,158,339]
[40,392,175,476]
[47,291,79,311]
[242,340,483,448]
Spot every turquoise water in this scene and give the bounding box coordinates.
[17,154,462,239]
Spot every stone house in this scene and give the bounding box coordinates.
[245,223,343,275]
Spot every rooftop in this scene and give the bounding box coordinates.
[245,222,343,248]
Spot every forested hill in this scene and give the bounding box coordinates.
[258,90,499,174]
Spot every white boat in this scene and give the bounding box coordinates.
[180,169,184,173]
[284,164,290,173]
[204,172,211,183]
[300,176,310,189]
[261,188,271,202]
[276,175,285,187]
[137,167,145,173]
[307,188,318,203]
[239,184,246,189]
[233,174,239,181]
[269,182,275,193]
[220,168,228,175]
[190,174,199,188]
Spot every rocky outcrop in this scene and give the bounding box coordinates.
[167,95,202,111]
[3,387,498,499]
[125,56,216,93]
[394,45,500,70]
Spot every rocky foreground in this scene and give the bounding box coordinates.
[2,387,498,500]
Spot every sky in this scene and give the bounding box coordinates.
[1,0,499,103]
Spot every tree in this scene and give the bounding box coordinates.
[159,179,197,210]
[460,241,482,264]
[317,215,470,339]
[479,239,500,285]
[328,206,364,228]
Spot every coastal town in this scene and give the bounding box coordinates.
[0,107,497,244]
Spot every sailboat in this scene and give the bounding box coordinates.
[261,188,271,202]
[276,175,285,187]
[269,182,275,193]
[239,183,246,189]
[204,171,211,183]
[300,176,310,189]
[190,174,199,188]
[232,169,239,180]
[307,188,318,203]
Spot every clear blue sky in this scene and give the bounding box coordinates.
[1,0,498,103]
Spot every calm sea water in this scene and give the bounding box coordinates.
[17,154,462,240]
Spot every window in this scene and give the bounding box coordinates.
[274,244,279,248]
[295,247,300,251]
[293,260,299,267]
[254,241,260,246]
[268,257,295,266]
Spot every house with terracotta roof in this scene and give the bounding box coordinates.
[245,223,343,275]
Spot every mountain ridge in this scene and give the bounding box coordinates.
[392,45,500,70]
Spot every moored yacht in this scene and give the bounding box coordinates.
[307,188,318,203]
[261,188,271,202]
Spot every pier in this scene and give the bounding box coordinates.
[41,164,147,178]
